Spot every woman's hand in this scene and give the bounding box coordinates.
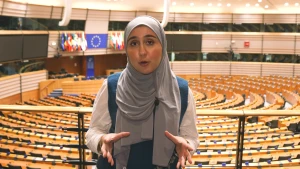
[165,131,193,169]
[100,132,130,166]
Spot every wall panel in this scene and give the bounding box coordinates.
[110,11,136,21]
[0,93,20,104]
[233,14,263,24]
[0,75,21,99]
[294,64,300,76]
[26,4,51,18]
[171,61,201,75]
[264,14,296,24]
[263,35,295,54]
[203,13,232,23]
[0,0,4,14]
[71,8,87,20]
[21,70,47,92]
[232,34,262,54]
[296,36,300,55]
[174,13,202,23]
[147,12,163,21]
[51,6,63,19]
[261,63,293,77]
[201,62,230,75]
[202,34,231,53]
[86,9,109,21]
[2,1,26,17]
[231,62,261,76]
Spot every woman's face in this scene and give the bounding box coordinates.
[126,26,162,75]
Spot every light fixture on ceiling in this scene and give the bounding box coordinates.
[255,3,259,7]
[296,3,299,6]
[172,2,176,6]
[217,3,222,7]
[208,3,212,6]
[265,5,269,8]
[227,3,231,7]
[258,0,262,2]
[190,2,194,6]
[284,2,289,6]
[246,3,250,7]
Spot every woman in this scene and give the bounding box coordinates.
[86,15,198,169]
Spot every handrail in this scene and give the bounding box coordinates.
[0,105,299,116]
[0,105,92,113]
[40,80,56,92]
[1,105,299,169]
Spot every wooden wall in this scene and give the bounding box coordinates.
[45,56,83,75]
[94,54,127,76]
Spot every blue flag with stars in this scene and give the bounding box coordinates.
[86,34,108,49]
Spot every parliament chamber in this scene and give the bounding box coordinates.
[2,0,300,169]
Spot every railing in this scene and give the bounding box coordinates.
[0,105,299,169]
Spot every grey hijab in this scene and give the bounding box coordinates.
[114,15,181,168]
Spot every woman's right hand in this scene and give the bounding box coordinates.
[100,132,130,166]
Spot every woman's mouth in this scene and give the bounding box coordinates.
[139,61,149,67]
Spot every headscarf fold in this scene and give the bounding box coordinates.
[114,15,181,168]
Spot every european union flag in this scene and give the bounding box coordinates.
[86,34,108,49]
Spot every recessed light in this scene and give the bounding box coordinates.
[190,2,194,6]
[227,3,231,7]
[246,3,250,7]
[255,3,259,7]
[172,2,176,6]
[217,3,222,7]
[284,2,289,6]
[258,0,262,2]
[265,5,269,8]
[208,3,212,6]
[296,3,299,6]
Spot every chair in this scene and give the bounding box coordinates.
[8,164,22,169]
[14,149,26,155]
[194,160,210,165]
[278,155,292,161]
[47,154,62,159]
[30,152,43,158]
[0,147,10,153]
[259,157,273,162]
[217,159,231,164]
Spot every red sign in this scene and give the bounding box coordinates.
[244,41,250,48]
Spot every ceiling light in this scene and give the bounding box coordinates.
[217,3,222,7]
[284,2,289,6]
[265,5,269,8]
[172,2,176,6]
[246,3,250,7]
[190,2,194,6]
[258,0,262,2]
[208,3,212,6]
[227,3,231,7]
[296,3,299,6]
[255,3,259,7]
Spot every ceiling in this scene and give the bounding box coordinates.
[7,0,300,14]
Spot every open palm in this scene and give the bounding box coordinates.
[165,131,193,169]
[100,132,130,166]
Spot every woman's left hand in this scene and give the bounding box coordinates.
[165,131,194,169]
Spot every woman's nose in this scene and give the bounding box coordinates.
[139,44,147,57]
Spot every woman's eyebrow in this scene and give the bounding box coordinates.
[127,34,157,42]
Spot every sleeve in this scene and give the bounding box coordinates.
[179,87,199,155]
[86,80,112,154]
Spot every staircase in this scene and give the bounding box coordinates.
[48,89,63,97]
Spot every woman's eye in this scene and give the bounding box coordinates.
[130,41,138,46]
[146,40,154,45]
